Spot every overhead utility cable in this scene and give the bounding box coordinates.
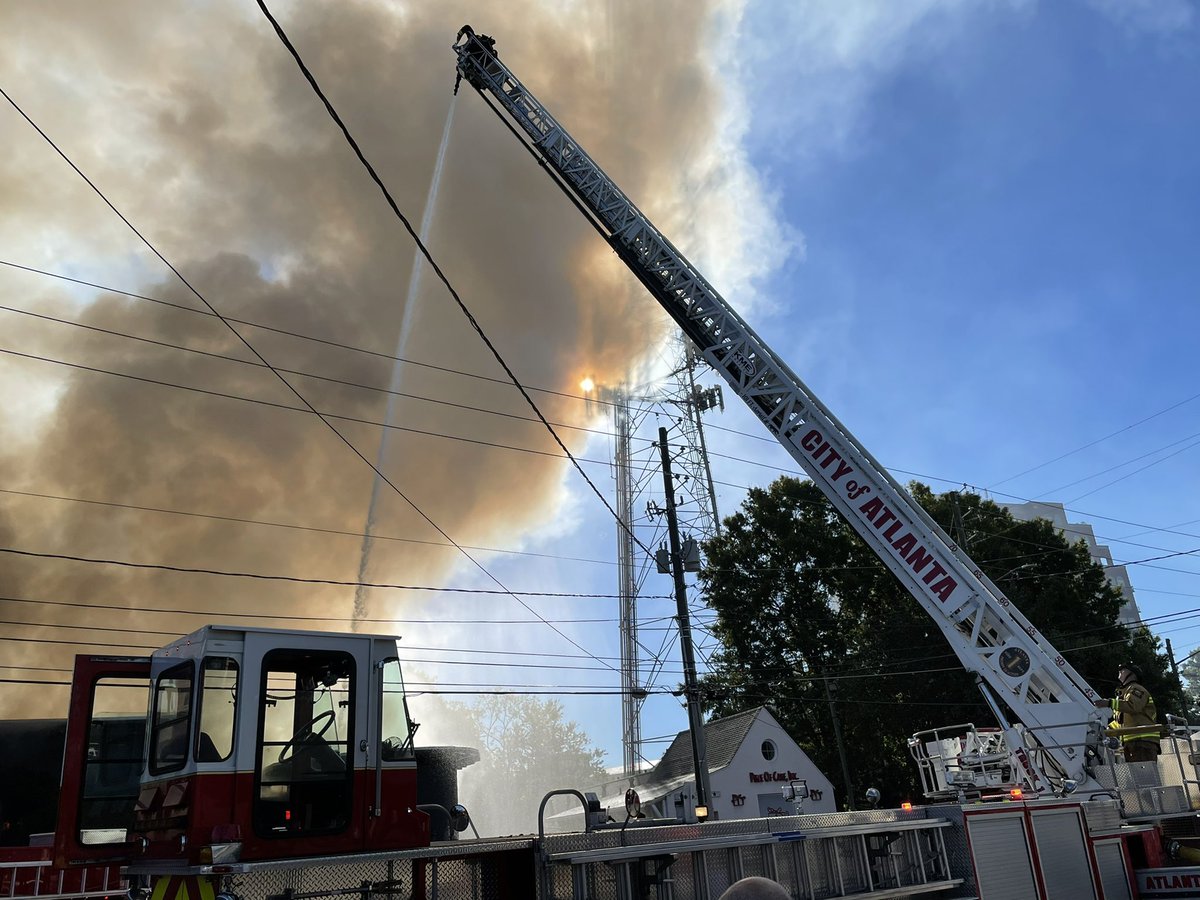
[0,346,615,465]
[0,486,616,568]
[7,260,1196,549]
[0,593,618,626]
[0,302,614,440]
[0,86,612,669]
[0,259,620,410]
[0,546,664,598]
[254,1,648,568]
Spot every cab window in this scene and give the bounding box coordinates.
[380,658,417,761]
[196,657,239,763]
[254,649,354,837]
[149,662,193,775]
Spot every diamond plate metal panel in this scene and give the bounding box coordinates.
[837,835,870,894]
[703,849,734,899]
[927,803,975,897]
[664,852,694,900]
[1080,798,1122,834]
[737,845,767,881]
[770,843,799,895]
[1093,760,1173,818]
[229,857,412,900]
[1156,739,1200,811]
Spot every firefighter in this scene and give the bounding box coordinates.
[1105,663,1161,762]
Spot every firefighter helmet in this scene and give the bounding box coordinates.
[1118,662,1142,681]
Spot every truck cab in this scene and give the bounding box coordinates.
[54,626,428,869]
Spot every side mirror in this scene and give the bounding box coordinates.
[450,804,471,834]
[624,788,645,820]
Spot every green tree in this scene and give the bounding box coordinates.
[1178,653,1200,720]
[453,695,608,835]
[699,477,1180,807]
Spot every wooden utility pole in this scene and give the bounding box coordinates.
[658,426,711,816]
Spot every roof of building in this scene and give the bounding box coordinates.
[650,706,764,782]
[550,706,791,821]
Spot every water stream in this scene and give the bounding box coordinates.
[352,97,458,628]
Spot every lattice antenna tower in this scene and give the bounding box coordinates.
[598,331,724,776]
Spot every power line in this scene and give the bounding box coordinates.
[8,262,1198,560]
[4,589,1196,683]
[0,346,603,464]
[0,614,644,665]
[989,389,1200,489]
[0,302,617,441]
[0,546,666,598]
[8,262,1199,557]
[0,616,648,673]
[1065,435,1200,504]
[1033,429,1200,499]
[0,258,626,410]
[0,593,619,625]
[0,256,638,420]
[9,458,1189,596]
[0,486,617,569]
[254,1,648,570]
[0,82,617,673]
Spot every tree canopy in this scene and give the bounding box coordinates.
[699,477,1181,807]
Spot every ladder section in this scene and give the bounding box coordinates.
[0,855,123,900]
[539,818,961,899]
[453,28,1106,790]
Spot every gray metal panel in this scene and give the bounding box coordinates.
[1093,760,1190,818]
[1081,799,1122,835]
[1093,840,1132,900]
[1030,808,1096,900]
[967,813,1038,900]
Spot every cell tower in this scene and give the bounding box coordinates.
[600,333,724,775]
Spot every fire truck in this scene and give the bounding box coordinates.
[7,619,1194,900]
[6,24,1200,900]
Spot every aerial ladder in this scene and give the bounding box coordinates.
[452,25,1110,797]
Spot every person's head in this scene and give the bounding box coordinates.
[1118,663,1142,686]
[718,877,791,900]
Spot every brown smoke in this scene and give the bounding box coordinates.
[0,0,729,727]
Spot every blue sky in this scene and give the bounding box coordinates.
[0,0,1198,779]
[554,0,1200,763]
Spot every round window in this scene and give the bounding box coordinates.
[761,740,776,761]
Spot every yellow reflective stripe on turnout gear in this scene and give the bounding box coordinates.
[1120,729,1160,742]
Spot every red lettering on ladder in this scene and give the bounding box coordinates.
[799,430,958,603]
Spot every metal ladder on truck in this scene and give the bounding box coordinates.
[451,24,1111,798]
[536,811,960,899]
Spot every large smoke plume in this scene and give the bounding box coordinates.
[0,3,779,822]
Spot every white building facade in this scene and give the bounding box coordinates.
[593,706,836,822]
[1000,500,1143,625]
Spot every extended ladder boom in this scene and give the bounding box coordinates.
[453,27,1106,791]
